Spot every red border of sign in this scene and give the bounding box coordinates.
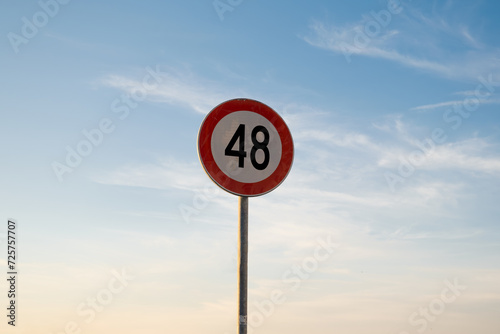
[198,98,294,197]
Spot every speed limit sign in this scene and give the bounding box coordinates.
[198,98,294,196]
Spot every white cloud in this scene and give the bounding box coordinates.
[379,133,500,174]
[412,98,500,111]
[101,66,245,114]
[302,10,500,81]
[411,100,464,111]
[460,25,483,49]
[303,20,452,75]
[296,129,375,150]
[91,157,207,191]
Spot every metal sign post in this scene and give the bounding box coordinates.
[238,196,248,334]
[197,98,293,334]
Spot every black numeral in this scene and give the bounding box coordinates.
[224,124,247,168]
[224,124,271,170]
[250,126,270,170]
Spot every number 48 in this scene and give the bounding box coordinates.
[225,124,270,170]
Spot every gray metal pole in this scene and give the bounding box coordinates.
[238,196,248,334]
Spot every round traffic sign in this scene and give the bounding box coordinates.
[198,98,294,196]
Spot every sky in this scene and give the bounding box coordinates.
[1,0,500,333]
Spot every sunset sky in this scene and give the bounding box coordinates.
[1,0,500,333]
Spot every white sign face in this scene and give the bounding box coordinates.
[211,110,282,183]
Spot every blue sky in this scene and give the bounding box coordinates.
[1,0,500,333]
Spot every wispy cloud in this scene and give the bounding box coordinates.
[411,98,500,111]
[411,100,463,111]
[460,25,483,49]
[379,133,500,174]
[101,66,246,114]
[399,229,482,240]
[303,20,451,75]
[91,157,207,191]
[302,6,500,81]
